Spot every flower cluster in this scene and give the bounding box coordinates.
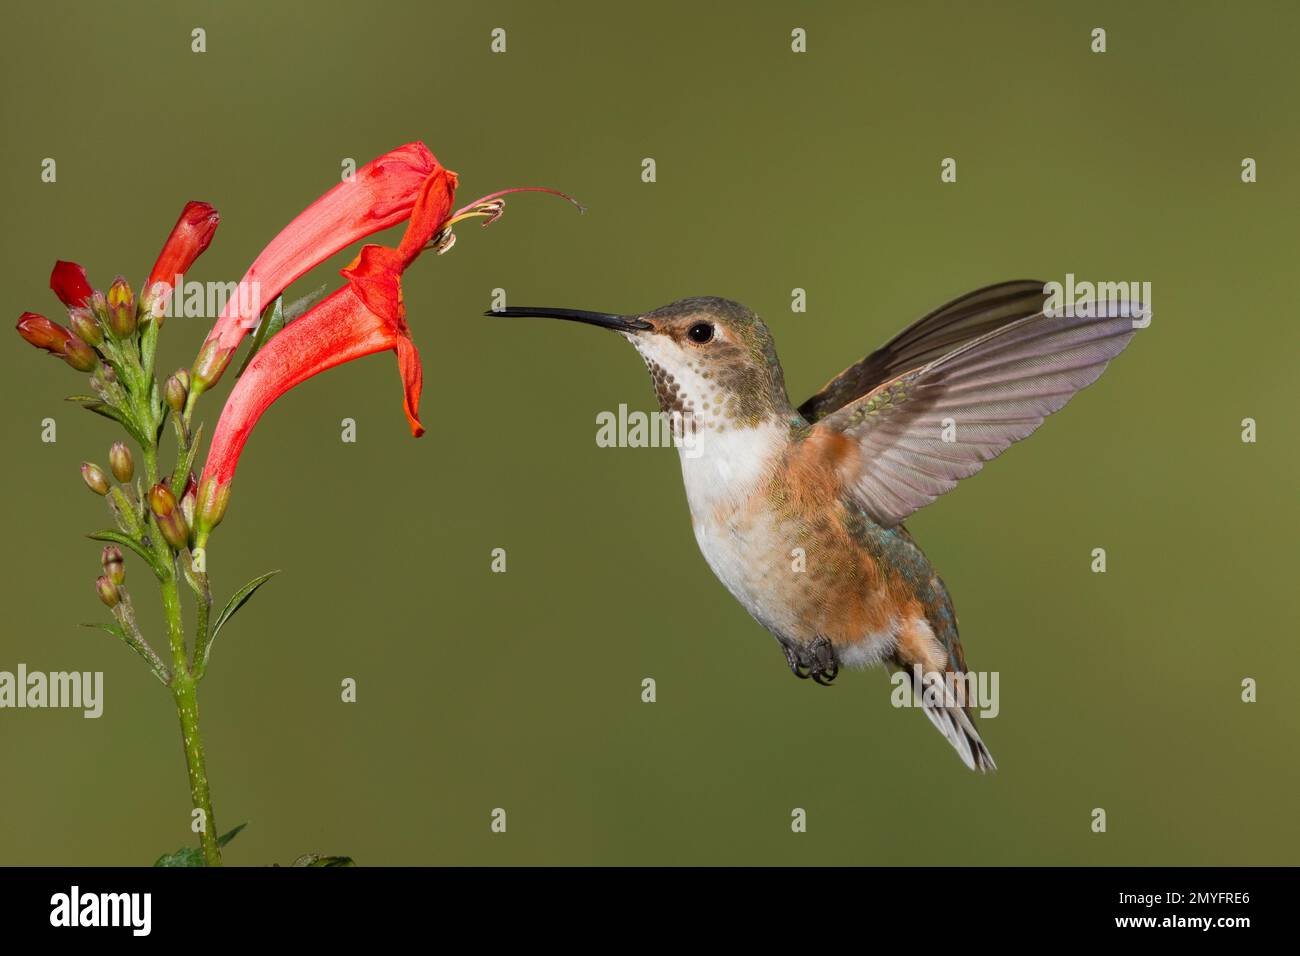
[14,140,575,865]
[18,142,574,550]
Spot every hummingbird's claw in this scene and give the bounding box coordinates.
[811,665,839,687]
[784,645,812,680]
[808,636,839,687]
[785,638,838,685]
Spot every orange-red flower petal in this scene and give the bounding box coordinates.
[199,159,457,499]
[200,286,422,491]
[203,141,446,357]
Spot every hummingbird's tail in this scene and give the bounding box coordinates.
[907,668,997,773]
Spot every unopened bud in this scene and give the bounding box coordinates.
[139,280,171,326]
[50,260,95,308]
[109,442,134,483]
[148,482,175,515]
[18,312,99,371]
[96,575,120,608]
[106,276,137,338]
[81,462,109,495]
[68,307,102,346]
[16,312,72,354]
[102,545,125,585]
[164,369,190,412]
[149,482,190,550]
[89,290,110,325]
[193,476,230,549]
[62,335,97,372]
[190,339,231,393]
[180,473,198,529]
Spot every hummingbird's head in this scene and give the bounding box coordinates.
[493,296,794,429]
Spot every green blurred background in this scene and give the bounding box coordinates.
[1,0,1296,865]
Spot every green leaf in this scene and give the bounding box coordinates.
[73,398,128,426]
[153,823,246,867]
[68,396,151,447]
[153,846,203,867]
[283,284,329,322]
[82,622,169,685]
[204,571,279,667]
[234,285,329,379]
[235,296,284,379]
[88,530,168,581]
[292,854,355,867]
[82,621,127,641]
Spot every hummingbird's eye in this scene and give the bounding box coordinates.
[687,322,714,344]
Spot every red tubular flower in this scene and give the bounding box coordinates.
[144,201,220,319]
[194,168,457,546]
[50,261,94,308]
[189,142,444,396]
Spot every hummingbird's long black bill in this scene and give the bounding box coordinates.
[486,307,652,332]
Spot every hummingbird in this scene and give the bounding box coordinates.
[494,281,1136,771]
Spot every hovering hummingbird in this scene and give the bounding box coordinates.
[494,281,1136,771]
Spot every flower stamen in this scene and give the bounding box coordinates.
[427,186,584,254]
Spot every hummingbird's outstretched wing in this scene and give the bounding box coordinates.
[798,280,1049,423]
[810,301,1138,528]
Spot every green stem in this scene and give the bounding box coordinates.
[170,417,188,488]
[140,318,160,381]
[182,385,202,430]
[193,589,212,681]
[161,572,221,866]
[142,442,159,488]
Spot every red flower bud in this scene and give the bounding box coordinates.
[16,312,72,354]
[19,312,97,371]
[145,202,219,323]
[50,260,94,308]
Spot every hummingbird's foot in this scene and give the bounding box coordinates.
[784,644,811,680]
[808,636,839,687]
